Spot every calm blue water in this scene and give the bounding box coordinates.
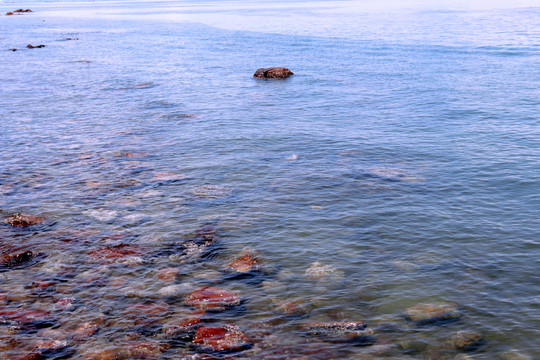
[1,0,539,358]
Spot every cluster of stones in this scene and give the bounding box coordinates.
[0,209,517,359]
[5,9,32,15]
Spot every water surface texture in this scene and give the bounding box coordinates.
[1,0,539,359]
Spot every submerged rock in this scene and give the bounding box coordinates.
[192,185,232,199]
[253,67,294,79]
[405,302,461,325]
[184,286,242,311]
[73,321,100,341]
[0,308,55,327]
[0,251,43,271]
[225,249,262,273]
[156,267,180,282]
[4,213,45,227]
[126,340,169,359]
[499,350,533,360]
[155,226,219,263]
[273,299,309,317]
[88,244,143,264]
[162,315,202,341]
[305,261,344,281]
[298,322,374,344]
[449,330,484,351]
[193,325,252,352]
[366,167,425,183]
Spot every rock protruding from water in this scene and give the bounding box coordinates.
[6,9,32,15]
[193,325,252,352]
[299,322,375,344]
[27,44,45,49]
[184,286,242,311]
[4,213,45,227]
[0,251,41,270]
[253,67,294,79]
[405,302,461,325]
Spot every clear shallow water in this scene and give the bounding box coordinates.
[1,0,539,358]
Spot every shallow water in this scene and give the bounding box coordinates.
[1,0,540,359]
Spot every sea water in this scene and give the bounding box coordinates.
[0,0,539,358]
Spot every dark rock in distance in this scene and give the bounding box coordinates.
[14,9,33,13]
[193,325,252,352]
[27,44,45,49]
[253,67,294,79]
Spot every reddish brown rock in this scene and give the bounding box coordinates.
[126,341,169,359]
[156,267,180,282]
[88,243,143,264]
[193,325,252,352]
[274,299,309,317]
[0,251,38,269]
[162,315,201,341]
[13,352,45,360]
[253,67,294,79]
[14,9,32,12]
[53,297,78,311]
[225,250,262,273]
[26,44,45,49]
[0,308,54,326]
[4,213,45,227]
[125,301,171,317]
[73,321,100,341]
[6,12,14,15]
[184,286,241,311]
[405,302,461,325]
[125,301,171,327]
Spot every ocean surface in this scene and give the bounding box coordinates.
[1,0,539,358]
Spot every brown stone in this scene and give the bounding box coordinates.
[73,321,100,341]
[26,44,45,49]
[0,308,54,326]
[193,325,252,352]
[274,299,309,317]
[405,302,461,325]
[126,341,169,358]
[184,286,241,311]
[226,250,262,273]
[0,251,37,268]
[156,267,180,282]
[53,297,77,311]
[4,213,45,227]
[162,315,201,340]
[6,12,14,15]
[14,9,32,12]
[88,243,143,264]
[126,301,171,316]
[253,67,294,79]
[449,330,484,351]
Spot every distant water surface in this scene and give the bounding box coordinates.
[0,0,539,359]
